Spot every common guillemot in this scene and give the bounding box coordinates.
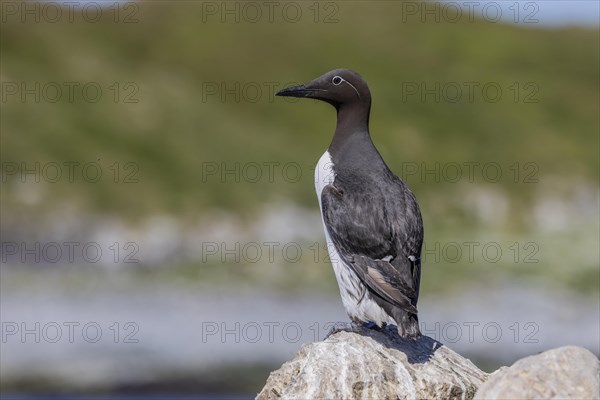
[277,69,424,338]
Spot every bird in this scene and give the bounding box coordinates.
[276,69,424,338]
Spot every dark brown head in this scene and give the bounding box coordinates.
[276,69,371,110]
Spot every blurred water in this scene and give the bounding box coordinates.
[1,274,598,393]
[2,199,599,394]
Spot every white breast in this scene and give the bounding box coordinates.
[314,151,395,326]
[315,151,336,201]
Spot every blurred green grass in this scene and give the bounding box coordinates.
[1,1,598,226]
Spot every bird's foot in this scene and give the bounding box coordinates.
[362,321,380,330]
[324,321,397,339]
[324,321,364,339]
[384,323,401,339]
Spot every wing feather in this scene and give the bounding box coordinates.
[321,179,423,314]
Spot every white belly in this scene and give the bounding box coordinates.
[315,151,395,326]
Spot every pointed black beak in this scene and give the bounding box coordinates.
[276,84,325,98]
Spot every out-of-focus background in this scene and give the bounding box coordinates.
[1,0,598,397]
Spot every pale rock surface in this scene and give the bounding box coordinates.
[257,327,487,399]
[473,345,600,400]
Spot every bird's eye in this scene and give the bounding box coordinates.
[332,76,343,85]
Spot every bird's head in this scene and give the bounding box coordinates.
[276,69,371,109]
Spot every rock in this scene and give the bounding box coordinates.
[257,327,487,399]
[474,345,600,400]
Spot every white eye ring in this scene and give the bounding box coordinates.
[331,75,361,99]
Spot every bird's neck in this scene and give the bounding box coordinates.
[334,101,370,137]
[328,103,384,170]
[329,101,374,158]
